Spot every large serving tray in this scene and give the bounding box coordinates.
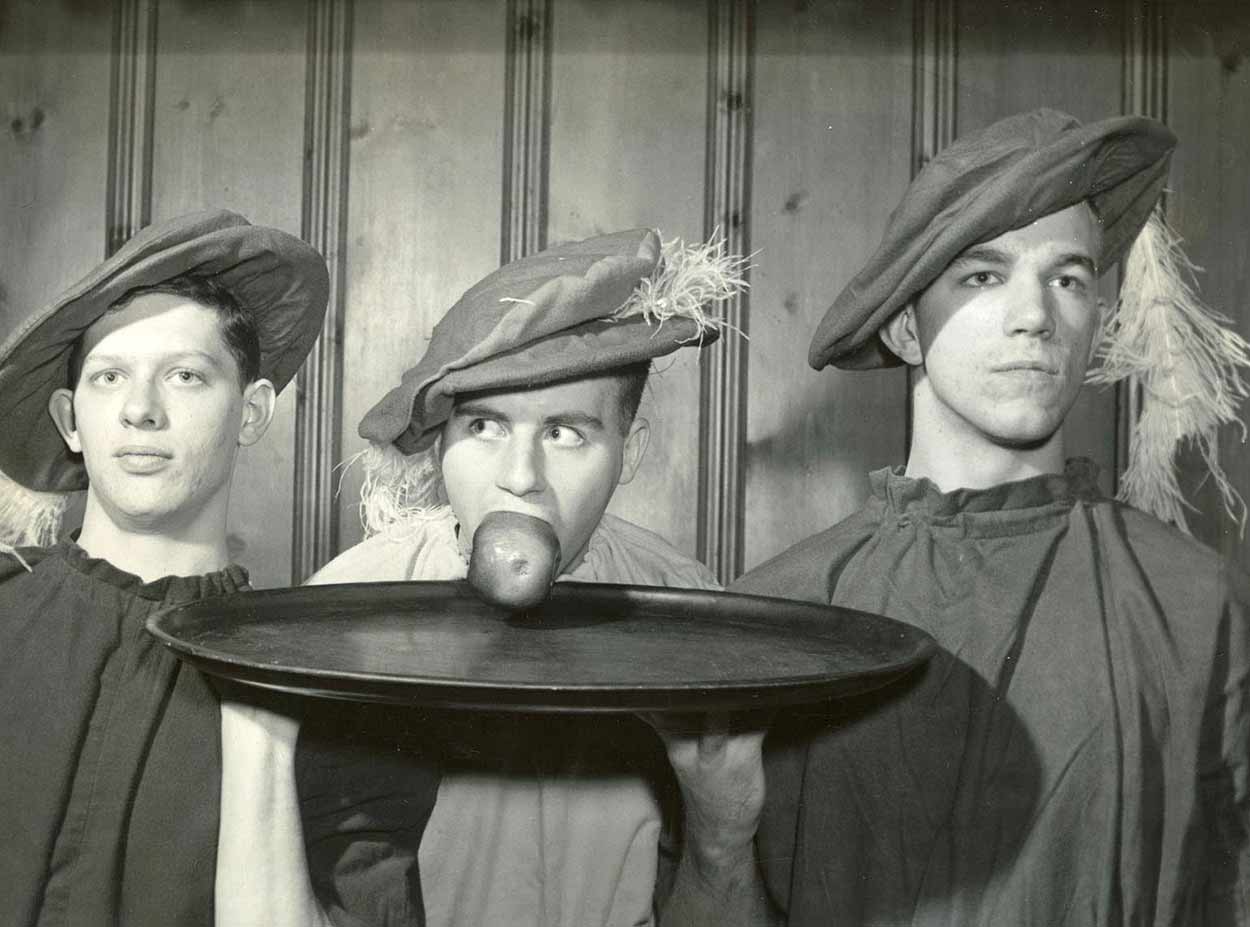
[147,581,935,713]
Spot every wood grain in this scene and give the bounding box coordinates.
[148,0,307,588]
[743,0,914,572]
[338,0,507,551]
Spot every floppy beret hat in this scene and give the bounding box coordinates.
[810,108,1177,370]
[361,228,742,455]
[0,209,329,493]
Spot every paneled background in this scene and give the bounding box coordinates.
[3,0,1247,588]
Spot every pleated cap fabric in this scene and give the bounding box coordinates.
[809,109,1177,370]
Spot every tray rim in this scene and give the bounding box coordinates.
[146,579,936,713]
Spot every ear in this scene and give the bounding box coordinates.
[48,388,82,453]
[237,379,277,448]
[618,417,650,486]
[879,304,924,367]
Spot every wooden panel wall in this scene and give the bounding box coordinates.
[149,0,307,587]
[2,0,1248,587]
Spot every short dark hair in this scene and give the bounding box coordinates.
[67,274,261,389]
[613,360,651,432]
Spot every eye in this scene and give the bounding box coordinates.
[90,369,123,386]
[468,418,505,439]
[170,369,205,385]
[545,424,585,448]
[1050,273,1088,292]
[961,270,1001,288]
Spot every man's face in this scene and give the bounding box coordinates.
[439,374,648,572]
[908,203,1104,449]
[50,293,260,532]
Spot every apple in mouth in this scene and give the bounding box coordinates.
[467,511,563,610]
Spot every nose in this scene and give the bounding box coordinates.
[495,435,545,497]
[120,378,167,429]
[1003,276,1055,338]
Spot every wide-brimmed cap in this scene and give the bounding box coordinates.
[362,228,740,454]
[0,209,329,492]
[810,108,1177,370]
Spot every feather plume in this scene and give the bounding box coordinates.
[1087,209,1250,534]
[355,442,447,539]
[0,468,70,571]
[615,230,751,339]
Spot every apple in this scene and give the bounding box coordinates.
[467,511,563,610]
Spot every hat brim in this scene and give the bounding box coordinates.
[366,315,719,454]
[0,210,329,491]
[812,113,1176,370]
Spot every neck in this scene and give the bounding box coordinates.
[905,382,1067,493]
[75,493,232,583]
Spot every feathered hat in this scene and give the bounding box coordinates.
[810,108,1249,533]
[356,227,748,537]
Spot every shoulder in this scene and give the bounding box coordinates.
[1106,501,1249,607]
[307,507,464,585]
[578,514,720,590]
[730,505,879,603]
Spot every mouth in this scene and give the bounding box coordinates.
[993,361,1059,375]
[114,446,173,474]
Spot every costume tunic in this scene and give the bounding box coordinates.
[299,507,719,927]
[0,540,248,927]
[734,461,1249,927]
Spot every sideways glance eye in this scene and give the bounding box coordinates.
[546,425,584,447]
[468,418,505,438]
[1051,274,1087,291]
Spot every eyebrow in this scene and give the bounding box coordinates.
[82,350,228,370]
[452,403,606,432]
[949,247,1098,276]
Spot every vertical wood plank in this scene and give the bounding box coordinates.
[744,0,913,572]
[106,0,157,255]
[955,0,1126,494]
[502,0,551,262]
[338,0,507,553]
[0,0,112,335]
[293,0,353,582]
[699,0,753,582]
[149,0,307,587]
[1167,2,1250,566]
[547,0,709,558]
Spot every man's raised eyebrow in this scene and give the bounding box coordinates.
[543,411,605,431]
[451,401,511,423]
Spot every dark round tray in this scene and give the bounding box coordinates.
[147,580,935,713]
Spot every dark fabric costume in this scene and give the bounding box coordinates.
[734,461,1249,926]
[0,540,248,927]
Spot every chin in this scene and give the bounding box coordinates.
[980,410,1065,450]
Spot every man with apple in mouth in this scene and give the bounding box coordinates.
[214,228,768,927]
[0,210,328,927]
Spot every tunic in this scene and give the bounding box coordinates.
[0,540,249,927]
[300,508,719,927]
[734,460,1250,926]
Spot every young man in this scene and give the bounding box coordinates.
[716,109,1250,925]
[217,227,757,927]
[0,210,328,927]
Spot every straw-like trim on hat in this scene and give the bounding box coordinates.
[355,229,749,538]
